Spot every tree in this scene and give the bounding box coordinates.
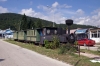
[14,22,19,30]
[0,13,98,30]
[20,13,28,30]
[27,19,35,29]
[36,18,43,28]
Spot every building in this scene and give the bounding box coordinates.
[89,28,100,43]
[4,29,13,39]
[66,29,77,34]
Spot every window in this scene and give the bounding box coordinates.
[92,33,94,38]
[98,31,100,37]
[94,33,97,37]
[54,30,57,34]
[91,31,97,38]
[98,33,100,37]
[43,28,46,35]
[47,29,50,34]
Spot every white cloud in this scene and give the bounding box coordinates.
[19,8,66,24]
[74,17,90,25]
[51,2,72,8]
[37,2,72,14]
[92,8,100,14]
[0,6,8,13]
[52,2,59,8]
[0,0,7,2]
[76,9,84,16]
[19,8,36,17]
[73,10,100,27]
[59,4,72,8]
[19,8,47,20]
[19,2,100,27]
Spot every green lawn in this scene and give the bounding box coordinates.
[5,40,100,66]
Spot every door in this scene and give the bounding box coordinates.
[24,31,27,40]
[36,30,41,41]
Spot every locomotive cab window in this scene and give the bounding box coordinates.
[54,30,57,34]
[47,29,50,34]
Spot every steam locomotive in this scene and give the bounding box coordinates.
[13,27,76,44]
[13,19,76,44]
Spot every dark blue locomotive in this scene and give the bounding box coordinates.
[13,19,76,44]
[13,27,75,44]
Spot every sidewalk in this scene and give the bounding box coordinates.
[79,52,100,58]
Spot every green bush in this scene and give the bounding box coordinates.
[74,41,78,45]
[44,35,60,49]
[58,44,68,54]
[52,35,60,49]
[44,40,51,49]
[58,43,77,54]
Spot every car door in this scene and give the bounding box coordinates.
[78,39,85,45]
[83,39,87,45]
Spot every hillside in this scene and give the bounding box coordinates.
[0,13,97,30]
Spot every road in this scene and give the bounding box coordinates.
[0,39,71,66]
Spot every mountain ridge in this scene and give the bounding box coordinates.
[0,13,97,30]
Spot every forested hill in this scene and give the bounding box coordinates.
[0,13,97,30]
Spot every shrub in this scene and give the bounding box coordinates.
[52,35,60,49]
[58,44,68,54]
[74,41,78,45]
[44,40,51,49]
[58,43,77,54]
[44,35,60,49]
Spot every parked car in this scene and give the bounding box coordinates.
[77,38,95,46]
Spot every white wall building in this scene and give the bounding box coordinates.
[4,29,13,39]
[89,28,100,43]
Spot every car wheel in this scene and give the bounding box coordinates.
[84,43,86,46]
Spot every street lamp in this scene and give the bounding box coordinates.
[47,5,55,27]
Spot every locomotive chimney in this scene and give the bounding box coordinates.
[65,19,73,35]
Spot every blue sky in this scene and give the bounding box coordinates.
[0,0,100,27]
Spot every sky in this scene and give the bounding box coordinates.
[0,0,100,27]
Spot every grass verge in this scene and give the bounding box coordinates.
[5,40,100,66]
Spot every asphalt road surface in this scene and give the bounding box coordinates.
[0,39,71,66]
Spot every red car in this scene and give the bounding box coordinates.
[77,38,95,46]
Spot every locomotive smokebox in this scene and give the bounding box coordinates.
[65,19,73,26]
[65,19,73,35]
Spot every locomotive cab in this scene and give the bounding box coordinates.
[37,27,58,44]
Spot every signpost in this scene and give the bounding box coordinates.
[78,45,80,57]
